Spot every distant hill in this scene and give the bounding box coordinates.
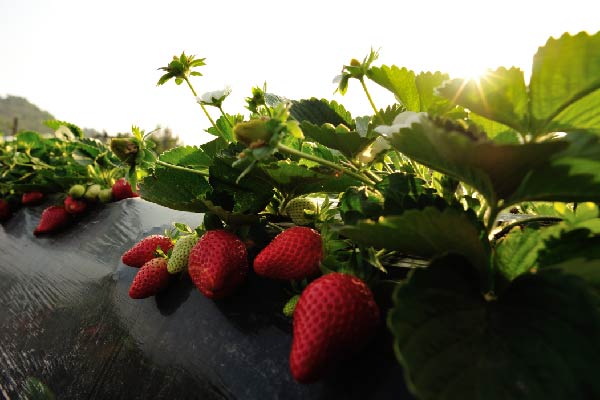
[0,95,105,138]
[0,95,55,135]
[0,95,180,151]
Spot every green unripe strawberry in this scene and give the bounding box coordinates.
[84,184,102,201]
[98,188,113,203]
[285,197,317,226]
[234,118,271,146]
[68,184,86,199]
[283,294,300,317]
[167,234,199,274]
[335,124,351,133]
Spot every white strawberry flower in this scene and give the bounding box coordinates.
[374,111,427,137]
[197,86,232,107]
[356,136,391,164]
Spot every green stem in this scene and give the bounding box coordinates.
[184,78,224,137]
[276,143,376,186]
[491,215,563,241]
[155,159,210,177]
[218,106,234,127]
[360,78,384,124]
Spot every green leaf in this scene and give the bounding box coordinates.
[289,98,353,126]
[508,133,600,204]
[537,229,600,269]
[139,165,211,212]
[208,152,274,214]
[338,186,384,225]
[437,67,529,133]
[367,66,453,114]
[390,117,567,203]
[159,145,213,170]
[340,206,490,275]
[206,114,243,142]
[388,255,600,400]
[468,113,521,144]
[375,172,440,215]
[494,227,550,281]
[530,31,600,136]
[262,160,361,195]
[300,121,372,159]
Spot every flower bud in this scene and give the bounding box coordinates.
[110,138,139,165]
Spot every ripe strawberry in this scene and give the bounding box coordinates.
[64,195,87,214]
[122,235,174,268]
[290,273,380,383]
[187,230,248,299]
[253,226,322,280]
[128,257,170,299]
[0,199,11,221]
[21,191,44,206]
[112,178,139,201]
[167,234,199,274]
[34,205,71,235]
[285,197,317,225]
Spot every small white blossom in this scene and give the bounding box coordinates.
[374,111,427,137]
[356,136,391,164]
[332,74,343,84]
[197,86,232,106]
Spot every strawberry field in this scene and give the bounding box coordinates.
[2,31,600,399]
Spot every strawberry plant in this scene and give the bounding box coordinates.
[3,31,594,399]
[132,31,600,399]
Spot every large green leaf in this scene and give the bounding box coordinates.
[389,117,567,203]
[300,121,372,159]
[389,255,600,400]
[437,67,529,133]
[508,133,600,203]
[367,66,453,114]
[289,98,353,126]
[139,166,211,212]
[340,206,489,274]
[538,229,600,269]
[530,31,600,136]
[158,145,213,169]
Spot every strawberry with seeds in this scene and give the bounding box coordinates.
[253,226,323,280]
[129,257,170,299]
[122,234,174,268]
[64,195,87,214]
[21,191,44,206]
[290,272,380,383]
[34,205,72,235]
[188,230,248,299]
[112,178,139,201]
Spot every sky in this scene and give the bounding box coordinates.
[1,0,598,146]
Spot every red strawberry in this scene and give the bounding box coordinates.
[253,226,322,280]
[128,257,170,299]
[21,191,44,206]
[34,205,72,235]
[290,272,380,383]
[112,178,139,201]
[121,234,174,268]
[64,195,87,214]
[0,199,11,221]
[188,230,248,299]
